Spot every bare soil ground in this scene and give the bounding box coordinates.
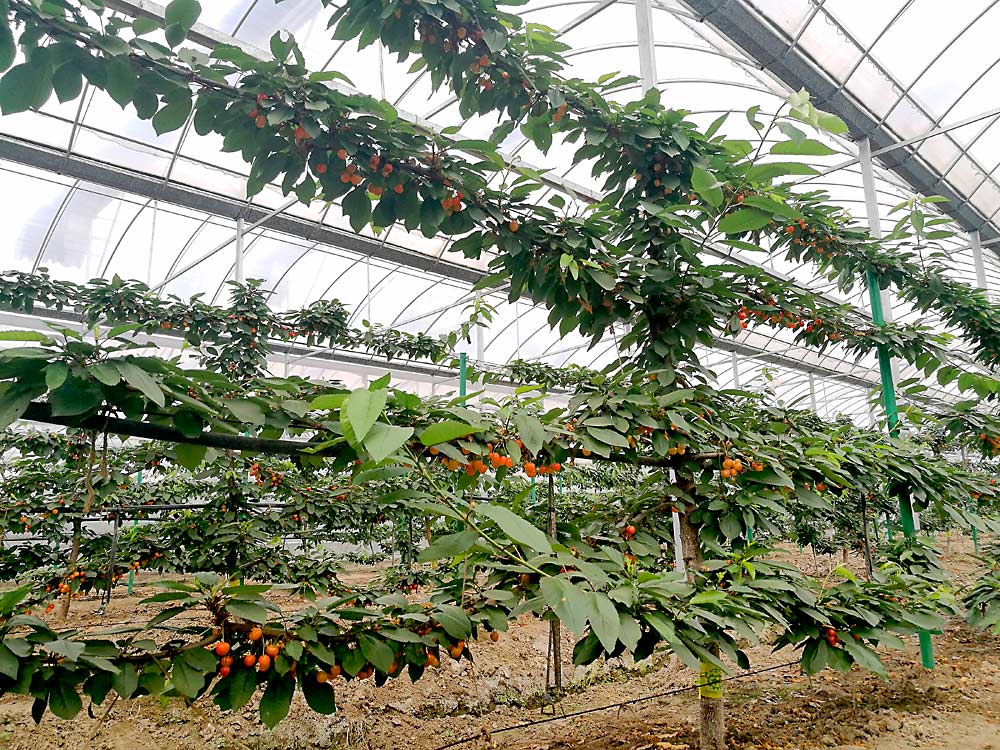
[0,533,996,750]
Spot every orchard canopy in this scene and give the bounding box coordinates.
[0,1,997,749]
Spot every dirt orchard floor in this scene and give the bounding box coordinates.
[0,533,996,750]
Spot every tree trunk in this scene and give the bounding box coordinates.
[841,547,848,565]
[699,643,726,750]
[675,497,725,750]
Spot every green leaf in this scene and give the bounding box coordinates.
[540,577,588,634]
[750,467,794,489]
[48,677,82,720]
[308,393,346,411]
[747,162,818,183]
[164,0,201,45]
[817,112,849,135]
[691,167,723,207]
[227,666,256,710]
[172,410,203,438]
[644,612,700,670]
[362,422,413,463]
[226,600,269,624]
[840,638,887,678]
[301,672,336,714]
[44,362,69,390]
[419,420,476,446]
[90,362,121,386]
[49,380,103,417]
[225,399,265,425]
[342,186,372,233]
[52,64,83,103]
[418,530,479,562]
[117,361,165,407]
[476,504,552,554]
[174,443,207,470]
[586,593,621,652]
[0,61,52,114]
[152,91,193,134]
[170,654,206,698]
[112,662,139,698]
[0,643,17,679]
[0,330,54,343]
[586,426,629,449]
[105,56,137,107]
[259,674,295,728]
[357,634,395,673]
[342,388,387,444]
[513,412,545,455]
[0,3,14,74]
[770,139,837,156]
[691,590,727,605]
[432,605,472,640]
[718,208,772,234]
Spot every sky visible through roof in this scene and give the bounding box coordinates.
[0,0,996,424]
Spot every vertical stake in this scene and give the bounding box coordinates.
[859,138,933,670]
[458,352,467,399]
[546,474,562,691]
[127,469,141,595]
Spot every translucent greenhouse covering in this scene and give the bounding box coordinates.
[0,0,998,423]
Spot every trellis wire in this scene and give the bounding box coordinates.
[433,660,801,750]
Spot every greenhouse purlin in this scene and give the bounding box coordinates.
[0,0,997,749]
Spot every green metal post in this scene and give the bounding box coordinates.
[458,353,467,399]
[127,470,141,595]
[866,269,933,669]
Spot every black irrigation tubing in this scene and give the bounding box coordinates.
[432,660,802,750]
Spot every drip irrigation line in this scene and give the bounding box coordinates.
[432,660,801,750]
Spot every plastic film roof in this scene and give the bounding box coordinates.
[0,0,996,420]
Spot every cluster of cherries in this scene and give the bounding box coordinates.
[736,302,837,338]
[978,432,1000,455]
[249,463,283,487]
[213,628,280,679]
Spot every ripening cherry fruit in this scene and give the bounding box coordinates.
[257,654,272,672]
[243,653,257,668]
[625,525,636,536]
[219,666,231,678]
[214,641,231,657]
[265,644,280,658]
[490,631,500,642]
[248,626,263,642]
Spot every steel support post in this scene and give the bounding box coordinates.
[971,230,988,292]
[234,215,245,284]
[634,0,658,90]
[859,138,933,669]
[969,231,987,551]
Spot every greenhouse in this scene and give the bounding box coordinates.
[0,0,997,748]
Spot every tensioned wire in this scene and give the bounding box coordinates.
[432,659,802,750]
